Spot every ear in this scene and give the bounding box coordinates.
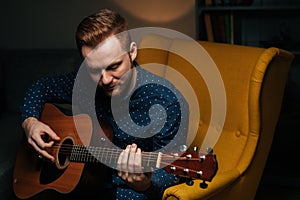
[129,42,137,61]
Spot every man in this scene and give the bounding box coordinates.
[20,9,189,199]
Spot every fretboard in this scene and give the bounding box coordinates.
[69,145,164,169]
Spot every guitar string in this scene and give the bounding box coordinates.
[25,144,208,177]
[56,144,204,175]
[47,143,198,162]
[52,144,177,162]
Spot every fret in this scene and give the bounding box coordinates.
[156,152,162,168]
[78,146,83,162]
[109,149,113,164]
[83,147,91,162]
[146,152,152,167]
[94,147,99,163]
[79,146,83,162]
[89,146,95,163]
[70,145,75,161]
[75,145,79,161]
[80,146,86,162]
[70,145,78,162]
[86,146,91,162]
[100,147,104,163]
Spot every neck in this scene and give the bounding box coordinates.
[69,144,167,170]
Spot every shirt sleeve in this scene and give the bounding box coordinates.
[19,71,77,123]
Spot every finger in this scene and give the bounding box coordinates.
[28,138,55,162]
[117,150,124,171]
[117,150,128,179]
[117,149,127,180]
[40,149,55,162]
[128,144,137,173]
[29,129,56,160]
[122,145,131,172]
[134,148,143,174]
[32,128,58,149]
[32,132,52,149]
[130,173,143,182]
[132,171,153,183]
[44,125,60,141]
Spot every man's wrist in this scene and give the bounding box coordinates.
[22,117,38,129]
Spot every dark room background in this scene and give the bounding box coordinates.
[0,0,299,199]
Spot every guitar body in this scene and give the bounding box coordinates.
[13,103,114,199]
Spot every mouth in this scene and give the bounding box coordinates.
[104,83,121,93]
[104,86,115,92]
[101,81,124,95]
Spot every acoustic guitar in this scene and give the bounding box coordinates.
[13,103,218,199]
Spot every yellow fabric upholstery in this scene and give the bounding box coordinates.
[136,34,294,200]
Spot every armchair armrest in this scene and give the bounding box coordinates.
[163,170,240,200]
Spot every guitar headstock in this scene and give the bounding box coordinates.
[163,147,218,187]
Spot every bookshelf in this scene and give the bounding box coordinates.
[195,0,300,55]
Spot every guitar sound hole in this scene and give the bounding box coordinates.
[57,137,74,169]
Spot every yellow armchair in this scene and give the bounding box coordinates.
[136,34,294,200]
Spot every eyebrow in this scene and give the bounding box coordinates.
[87,57,123,73]
[107,60,122,69]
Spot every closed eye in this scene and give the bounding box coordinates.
[107,61,122,71]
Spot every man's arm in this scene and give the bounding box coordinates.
[19,71,76,161]
[19,71,76,122]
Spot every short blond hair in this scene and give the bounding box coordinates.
[75,9,130,56]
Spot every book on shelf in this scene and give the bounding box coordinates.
[224,13,232,44]
[211,13,227,43]
[204,13,214,41]
[201,0,235,44]
[204,0,214,41]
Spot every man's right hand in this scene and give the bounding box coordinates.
[22,117,60,162]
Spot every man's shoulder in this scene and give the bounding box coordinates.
[136,64,171,86]
[135,64,187,104]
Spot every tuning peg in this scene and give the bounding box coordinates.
[199,155,206,162]
[174,175,180,184]
[200,180,208,189]
[179,145,187,152]
[172,153,179,158]
[197,171,203,178]
[183,168,189,176]
[186,178,194,186]
[185,154,192,160]
[170,166,176,172]
[206,147,213,154]
[193,146,198,152]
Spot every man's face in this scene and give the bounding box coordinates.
[82,36,137,97]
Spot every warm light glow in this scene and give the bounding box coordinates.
[113,0,194,22]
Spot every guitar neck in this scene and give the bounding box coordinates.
[69,145,165,169]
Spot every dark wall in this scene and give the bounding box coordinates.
[0,0,195,49]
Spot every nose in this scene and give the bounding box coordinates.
[100,70,112,85]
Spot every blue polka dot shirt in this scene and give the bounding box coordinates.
[19,63,189,199]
